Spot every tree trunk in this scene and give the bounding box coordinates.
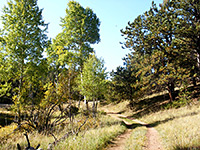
[167,81,175,102]
[84,98,89,111]
[92,98,96,117]
[78,97,81,109]
[17,59,24,125]
[17,105,21,125]
[95,98,98,112]
[193,77,197,87]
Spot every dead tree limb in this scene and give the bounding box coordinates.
[17,133,41,150]
[47,117,88,150]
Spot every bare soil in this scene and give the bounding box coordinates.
[107,129,132,150]
[145,127,163,150]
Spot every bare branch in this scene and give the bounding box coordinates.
[47,117,88,150]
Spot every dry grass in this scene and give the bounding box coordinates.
[140,103,200,150]
[100,99,200,150]
[124,126,147,150]
[0,123,17,139]
[55,124,126,150]
[0,132,55,150]
[1,97,200,150]
[0,113,126,150]
[99,100,133,116]
[99,102,148,150]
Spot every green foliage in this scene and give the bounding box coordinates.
[109,62,141,103]
[170,0,200,83]
[120,0,197,102]
[48,0,100,70]
[45,1,102,114]
[0,0,49,123]
[75,54,107,101]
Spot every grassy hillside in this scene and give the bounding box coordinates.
[101,99,200,150]
[0,92,200,149]
[0,111,127,150]
[140,104,200,149]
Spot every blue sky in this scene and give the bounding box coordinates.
[0,0,163,72]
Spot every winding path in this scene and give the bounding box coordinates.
[106,112,163,150]
[108,129,132,150]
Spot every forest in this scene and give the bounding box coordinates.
[0,0,200,149]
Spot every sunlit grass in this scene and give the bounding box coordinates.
[140,104,200,150]
[102,100,129,112]
[125,126,147,150]
[55,124,126,150]
[158,115,200,150]
[0,113,126,150]
[99,100,133,116]
[117,118,148,150]
[0,123,17,139]
[2,98,200,150]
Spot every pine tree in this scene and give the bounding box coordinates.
[110,57,140,104]
[169,0,200,85]
[121,1,190,101]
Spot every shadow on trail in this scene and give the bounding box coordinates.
[117,109,200,130]
[105,110,126,115]
[174,146,200,150]
[146,110,200,128]
[105,111,146,129]
[130,92,173,118]
[120,121,143,129]
[130,84,200,119]
[125,110,200,129]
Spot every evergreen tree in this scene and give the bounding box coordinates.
[110,59,140,104]
[121,1,190,101]
[168,0,200,85]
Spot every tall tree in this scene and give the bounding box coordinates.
[48,0,100,71]
[169,0,200,85]
[121,1,190,102]
[75,54,107,114]
[0,0,49,123]
[46,0,101,110]
[110,58,140,104]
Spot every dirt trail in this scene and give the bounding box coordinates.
[107,129,132,150]
[145,127,163,150]
[106,113,132,150]
[105,112,163,150]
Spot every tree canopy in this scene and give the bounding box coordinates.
[0,0,199,135]
[119,0,199,102]
[75,54,107,101]
[48,0,100,70]
[0,0,49,123]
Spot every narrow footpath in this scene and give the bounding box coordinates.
[108,129,132,150]
[106,112,163,150]
[145,127,163,150]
